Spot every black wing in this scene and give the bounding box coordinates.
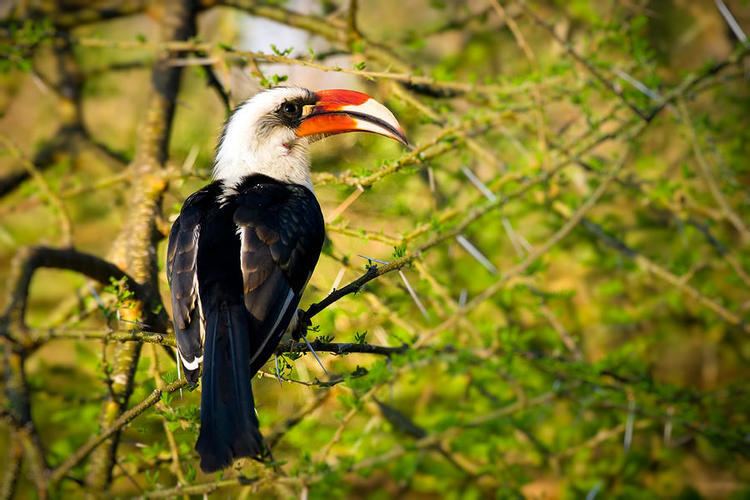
[233,181,325,374]
[166,183,221,383]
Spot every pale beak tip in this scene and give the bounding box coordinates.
[393,127,410,148]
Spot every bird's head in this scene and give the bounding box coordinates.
[213,87,407,188]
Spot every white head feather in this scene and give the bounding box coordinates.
[213,87,315,190]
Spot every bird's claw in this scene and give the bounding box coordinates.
[292,310,311,341]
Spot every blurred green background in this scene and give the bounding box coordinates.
[1,0,749,498]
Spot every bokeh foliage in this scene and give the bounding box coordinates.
[1,0,749,498]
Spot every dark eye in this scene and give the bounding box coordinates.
[282,102,299,116]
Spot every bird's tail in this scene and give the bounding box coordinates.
[195,301,266,473]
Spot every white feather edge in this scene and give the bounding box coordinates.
[179,351,203,371]
[177,226,205,373]
[240,225,297,367]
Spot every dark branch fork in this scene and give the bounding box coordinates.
[0,246,157,498]
[2,247,152,337]
[27,326,408,357]
[278,339,407,357]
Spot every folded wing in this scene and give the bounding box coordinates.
[233,181,325,375]
[166,184,220,383]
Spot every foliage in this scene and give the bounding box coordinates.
[1,0,749,498]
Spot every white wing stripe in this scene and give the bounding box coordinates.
[269,289,296,336]
[247,289,295,367]
[179,352,204,371]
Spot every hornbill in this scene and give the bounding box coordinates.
[166,87,407,472]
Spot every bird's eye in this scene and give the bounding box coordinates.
[282,102,299,116]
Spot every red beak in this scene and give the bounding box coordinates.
[296,89,408,145]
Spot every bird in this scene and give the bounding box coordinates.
[166,87,407,473]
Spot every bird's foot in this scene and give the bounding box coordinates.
[292,310,311,341]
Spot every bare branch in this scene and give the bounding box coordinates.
[517,2,649,120]
[1,246,146,342]
[19,0,149,29]
[677,98,750,244]
[49,378,189,485]
[276,339,408,357]
[30,327,406,356]
[0,134,73,246]
[0,435,23,500]
[85,0,198,488]
[73,36,551,98]
[580,217,750,335]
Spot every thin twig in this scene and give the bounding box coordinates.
[677,98,750,244]
[0,134,74,246]
[49,379,190,484]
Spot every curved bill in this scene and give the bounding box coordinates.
[296,89,408,146]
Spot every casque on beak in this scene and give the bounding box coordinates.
[296,89,408,146]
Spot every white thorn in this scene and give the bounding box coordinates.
[373,326,390,346]
[613,68,662,101]
[585,483,601,500]
[303,336,328,376]
[624,396,636,451]
[461,165,497,202]
[181,144,200,174]
[327,185,365,222]
[174,348,183,399]
[501,127,529,157]
[427,166,436,193]
[355,254,430,319]
[501,217,525,257]
[715,0,747,43]
[398,270,430,320]
[663,406,673,446]
[87,283,106,308]
[330,267,346,294]
[456,234,498,274]
[357,254,390,265]
[516,231,534,253]
[458,289,468,308]
[274,355,283,386]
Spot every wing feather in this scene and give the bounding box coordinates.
[167,184,221,382]
[233,182,325,374]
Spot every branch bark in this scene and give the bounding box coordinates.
[49,379,189,485]
[1,246,146,343]
[28,326,407,357]
[84,0,198,491]
[16,0,149,29]
[0,246,151,498]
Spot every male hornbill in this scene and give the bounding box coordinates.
[166,87,407,472]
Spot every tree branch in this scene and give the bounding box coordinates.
[1,246,147,343]
[580,217,750,335]
[0,434,23,500]
[85,0,198,489]
[18,0,149,29]
[276,339,408,356]
[30,326,407,356]
[49,379,189,485]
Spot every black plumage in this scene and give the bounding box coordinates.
[166,174,325,472]
[167,183,221,384]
